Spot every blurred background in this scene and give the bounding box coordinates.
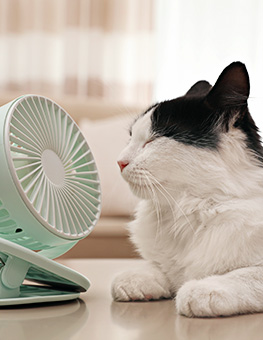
[0,0,262,107]
[1,0,262,258]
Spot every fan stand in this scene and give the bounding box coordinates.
[0,95,101,306]
[0,238,90,306]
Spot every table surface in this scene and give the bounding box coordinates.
[1,258,263,340]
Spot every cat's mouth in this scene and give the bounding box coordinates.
[125,174,160,199]
[124,172,149,188]
[123,168,165,199]
[129,182,152,199]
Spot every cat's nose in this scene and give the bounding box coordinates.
[117,160,129,172]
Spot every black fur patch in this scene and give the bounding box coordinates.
[151,96,220,149]
[151,96,263,159]
[234,109,263,160]
[149,62,263,161]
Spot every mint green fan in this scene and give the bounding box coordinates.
[0,95,101,305]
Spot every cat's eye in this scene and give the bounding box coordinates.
[143,139,154,148]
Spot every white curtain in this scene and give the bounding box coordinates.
[1,0,263,120]
[0,0,155,105]
[153,0,263,129]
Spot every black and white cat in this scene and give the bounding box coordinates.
[111,62,263,317]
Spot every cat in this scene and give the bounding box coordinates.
[111,62,263,318]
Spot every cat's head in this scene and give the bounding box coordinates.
[117,62,263,201]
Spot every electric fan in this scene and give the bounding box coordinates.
[0,95,101,305]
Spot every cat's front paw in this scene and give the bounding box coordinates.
[111,270,171,302]
[176,279,236,317]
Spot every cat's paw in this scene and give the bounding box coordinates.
[176,279,236,317]
[111,270,171,302]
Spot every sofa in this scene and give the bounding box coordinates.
[0,92,144,258]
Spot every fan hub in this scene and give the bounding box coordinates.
[41,149,65,186]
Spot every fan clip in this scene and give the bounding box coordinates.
[0,255,29,298]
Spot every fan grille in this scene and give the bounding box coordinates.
[5,96,101,240]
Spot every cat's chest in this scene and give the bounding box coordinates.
[129,202,196,263]
[129,207,195,290]
[129,200,226,287]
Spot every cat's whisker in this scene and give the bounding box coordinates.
[142,170,163,242]
[148,172,195,233]
[127,168,164,242]
[140,168,176,240]
[151,180,178,233]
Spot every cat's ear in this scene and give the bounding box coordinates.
[206,62,250,108]
[185,81,212,96]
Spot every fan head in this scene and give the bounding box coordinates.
[0,95,101,258]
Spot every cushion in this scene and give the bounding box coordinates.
[79,115,139,216]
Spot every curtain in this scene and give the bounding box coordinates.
[0,0,155,105]
[153,0,263,122]
[3,1,261,118]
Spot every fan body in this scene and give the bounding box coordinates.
[0,95,101,258]
[0,95,101,304]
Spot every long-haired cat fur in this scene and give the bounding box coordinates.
[111,62,263,317]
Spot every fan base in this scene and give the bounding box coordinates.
[0,285,80,306]
[0,238,90,306]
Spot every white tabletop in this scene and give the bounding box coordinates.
[1,258,263,340]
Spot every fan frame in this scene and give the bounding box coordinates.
[1,95,101,244]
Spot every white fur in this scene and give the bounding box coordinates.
[111,111,263,317]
